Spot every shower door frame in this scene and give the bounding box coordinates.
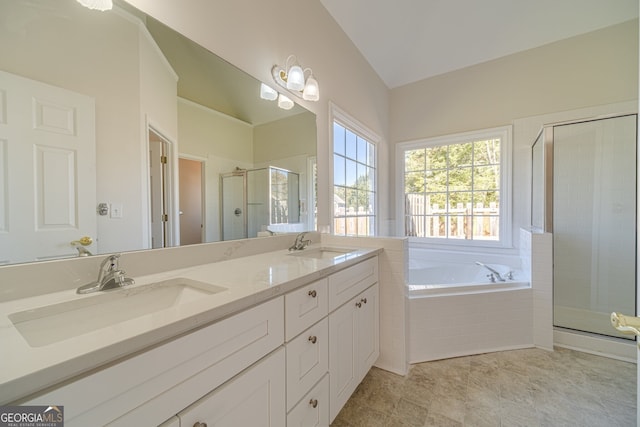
[219,170,248,241]
[536,112,638,339]
[536,112,638,234]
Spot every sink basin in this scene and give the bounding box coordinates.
[9,278,227,347]
[288,247,354,259]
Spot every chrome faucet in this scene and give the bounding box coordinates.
[475,261,506,282]
[76,254,135,294]
[289,232,311,251]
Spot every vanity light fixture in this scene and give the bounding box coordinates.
[260,83,278,101]
[271,54,320,102]
[277,94,294,110]
[76,0,113,11]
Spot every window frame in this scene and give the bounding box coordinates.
[330,103,380,237]
[396,125,513,248]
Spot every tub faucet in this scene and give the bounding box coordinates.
[289,232,311,251]
[76,254,135,294]
[475,261,506,282]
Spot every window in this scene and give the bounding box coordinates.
[400,126,511,246]
[332,110,378,236]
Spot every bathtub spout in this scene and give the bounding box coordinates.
[475,262,506,282]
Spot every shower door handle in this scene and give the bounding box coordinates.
[611,312,640,348]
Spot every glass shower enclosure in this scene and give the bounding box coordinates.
[532,114,637,339]
[220,166,300,240]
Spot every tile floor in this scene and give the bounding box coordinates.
[331,347,636,427]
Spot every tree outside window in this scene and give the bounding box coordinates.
[333,121,376,236]
[402,127,510,243]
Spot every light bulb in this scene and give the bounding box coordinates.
[302,76,319,101]
[260,83,278,101]
[278,94,294,110]
[286,65,305,91]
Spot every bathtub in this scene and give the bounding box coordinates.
[407,262,530,297]
[407,260,533,363]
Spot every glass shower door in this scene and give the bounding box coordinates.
[220,172,247,241]
[553,114,637,338]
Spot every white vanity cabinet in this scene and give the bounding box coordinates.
[25,297,284,426]
[328,257,379,422]
[284,256,379,425]
[19,254,380,427]
[284,278,330,424]
[177,348,286,427]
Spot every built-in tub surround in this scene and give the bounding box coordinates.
[407,261,529,296]
[407,244,533,362]
[0,234,381,404]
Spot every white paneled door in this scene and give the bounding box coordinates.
[0,70,96,264]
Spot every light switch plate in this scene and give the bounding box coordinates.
[110,203,123,218]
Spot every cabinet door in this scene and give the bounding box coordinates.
[178,348,285,427]
[356,283,379,383]
[328,297,358,422]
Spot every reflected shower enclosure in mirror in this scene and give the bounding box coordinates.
[220,166,301,241]
[0,0,317,265]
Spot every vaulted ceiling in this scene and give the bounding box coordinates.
[319,0,638,88]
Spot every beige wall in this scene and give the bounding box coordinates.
[253,112,316,164]
[391,20,638,142]
[390,19,638,246]
[178,98,254,242]
[124,0,391,230]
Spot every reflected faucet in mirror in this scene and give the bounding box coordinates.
[76,254,134,294]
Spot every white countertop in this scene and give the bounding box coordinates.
[0,244,380,404]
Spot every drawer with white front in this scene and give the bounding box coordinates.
[287,374,329,427]
[32,297,284,427]
[285,317,328,411]
[285,278,328,341]
[328,257,378,311]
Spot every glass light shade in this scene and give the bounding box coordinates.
[277,94,294,110]
[260,83,278,101]
[76,0,113,10]
[286,65,305,91]
[302,76,319,101]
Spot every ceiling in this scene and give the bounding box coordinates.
[138,10,308,126]
[319,0,639,89]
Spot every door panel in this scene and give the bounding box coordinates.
[0,70,96,264]
[179,157,203,245]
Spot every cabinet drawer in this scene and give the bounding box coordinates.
[285,278,328,341]
[178,348,286,427]
[287,374,329,427]
[328,257,378,311]
[286,317,328,411]
[31,297,284,427]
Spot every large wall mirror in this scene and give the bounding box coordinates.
[0,0,317,265]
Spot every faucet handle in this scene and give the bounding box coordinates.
[105,254,121,270]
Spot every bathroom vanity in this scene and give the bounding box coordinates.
[1,245,380,426]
